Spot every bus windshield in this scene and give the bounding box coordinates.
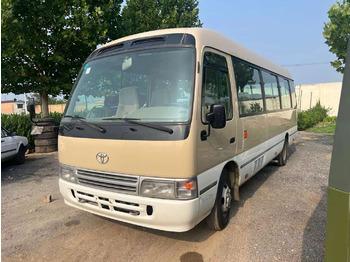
[65,47,194,123]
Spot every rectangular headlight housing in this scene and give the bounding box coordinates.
[140,178,197,200]
[59,164,77,183]
[140,180,175,199]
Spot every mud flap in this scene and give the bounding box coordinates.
[233,184,240,201]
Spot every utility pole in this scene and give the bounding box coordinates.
[325,40,350,261]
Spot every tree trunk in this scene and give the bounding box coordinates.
[40,92,49,118]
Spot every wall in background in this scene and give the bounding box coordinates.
[295,82,342,116]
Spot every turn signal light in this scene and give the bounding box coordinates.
[185,181,195,190]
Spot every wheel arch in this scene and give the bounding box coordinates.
[223,161,240,201]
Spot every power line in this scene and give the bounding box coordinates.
[281,61,331,67]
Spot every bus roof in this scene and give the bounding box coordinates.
[99,28,293,79]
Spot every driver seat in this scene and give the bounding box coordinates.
[115,87,139,118]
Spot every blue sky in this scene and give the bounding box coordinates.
[1,0,344,101]
[198,0,343,85]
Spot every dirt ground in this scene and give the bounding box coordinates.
[1,132,331,262]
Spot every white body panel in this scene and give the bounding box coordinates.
[59,179,199,232]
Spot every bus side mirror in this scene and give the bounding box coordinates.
[201,104,226,141]
[206,104,226,129]
[27,98,35,122]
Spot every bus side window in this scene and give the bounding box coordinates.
[232,59,264,116]
[278,76,292,109]
[202,52,232,123]
[261,71,281,111]
[288,80,297,109]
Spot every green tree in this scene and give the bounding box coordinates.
[323,0,350,74]
[122,0,202,37]
[1,0,123,118]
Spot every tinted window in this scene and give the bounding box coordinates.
[278,76,291,109]
[262,71,280,111]
[65,47,194,122]
[232,59,264,115]
[204,52,228,68]
[289,80,297,109]
[202,52,232,121]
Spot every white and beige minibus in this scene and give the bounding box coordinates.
[58,28,297,232]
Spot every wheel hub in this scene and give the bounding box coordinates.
[221,184,231,213]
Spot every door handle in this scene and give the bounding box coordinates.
[230,137,235,144]
[1,140,4,142]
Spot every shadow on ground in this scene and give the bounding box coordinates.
[301,189,328,262]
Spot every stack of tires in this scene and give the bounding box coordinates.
[33,118,58,153]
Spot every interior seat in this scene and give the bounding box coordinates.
[115,87,139,118]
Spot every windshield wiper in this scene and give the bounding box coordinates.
[64,115,106,133]
[102,117,174,134]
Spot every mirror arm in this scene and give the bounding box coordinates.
[201,123,211,141]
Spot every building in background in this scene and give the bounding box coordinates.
[295,82,342,116]
[34,104,66,114]
[1,100,26,114]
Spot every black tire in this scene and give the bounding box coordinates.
[13,145,26,164]
[35,132,57,139]
[207,169,232,230]
[33,118,56,126]
[35,145,57,153]
[34,138,57,146]
[277,138,288,166]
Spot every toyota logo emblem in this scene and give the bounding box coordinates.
[96,152,109,164]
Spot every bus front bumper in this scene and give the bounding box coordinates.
[59,178,200,232]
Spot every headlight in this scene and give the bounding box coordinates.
[140,178,197,200]
[59,164,77,183]
[141,180,175,199]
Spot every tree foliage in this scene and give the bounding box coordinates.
[1,0,202,117]
[323,0,350,74]
[28,93,67,105]
[122,0,202,37]
[1,0,123,116]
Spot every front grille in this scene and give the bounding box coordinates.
[76,169,139,195]
[70,189,152,217]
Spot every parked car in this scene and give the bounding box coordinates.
[1,127,28,164]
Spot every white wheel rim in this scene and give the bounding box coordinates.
[221,184,231,213]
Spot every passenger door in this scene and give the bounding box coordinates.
[197,49,237,174]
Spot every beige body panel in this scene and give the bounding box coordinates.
[58,134,197,179]
[266,109,296,140]
[236,114,267,155]
[196,48,237,174]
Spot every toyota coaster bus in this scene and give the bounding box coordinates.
[58,28,297,232]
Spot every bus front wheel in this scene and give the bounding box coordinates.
[277,138,289,166]
[206,169,232,230]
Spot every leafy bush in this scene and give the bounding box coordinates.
[48,112,63,126]
[297,102,329,131]
[1,112,63,152]
[324,116,337,123]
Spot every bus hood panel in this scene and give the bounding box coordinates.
[58,135,196,178]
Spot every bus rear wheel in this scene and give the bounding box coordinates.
[277,139,288,166]
[207,169,232,230]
